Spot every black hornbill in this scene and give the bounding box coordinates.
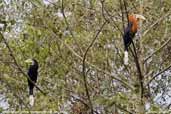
[25,58,39,106]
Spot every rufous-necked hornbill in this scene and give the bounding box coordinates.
[25,58,39,106]
[123,14,146,65]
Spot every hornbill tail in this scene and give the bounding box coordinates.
[124,51,128,65]
[29,95,34,106]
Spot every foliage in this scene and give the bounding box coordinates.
[0,0,171,113]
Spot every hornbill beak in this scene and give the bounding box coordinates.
[134,14,146,20]
[25,59,33,64]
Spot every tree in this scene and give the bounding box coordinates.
[0,0,171,113]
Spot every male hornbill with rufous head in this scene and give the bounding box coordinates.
[25,58,39,106]
[123,14,146,65]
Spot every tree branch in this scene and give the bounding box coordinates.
[82,21,107,114]
[146,64,171,86]
[123,0,129,24]
[61,0,84,55]
[142,10,171,37]
[144,37,171,63]
[131,41,144,99]
[119,0,125,34]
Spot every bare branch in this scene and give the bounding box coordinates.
[82,21,107,114]
[131,41,144,99]
[119,0,125,34]
[144,37,171,63]
[142,10,171,37]
[102,1,123,35]
[123,0,129,24]
[61,0,84,55]
[146,64,171,86]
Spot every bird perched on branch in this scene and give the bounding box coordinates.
[25,59,39,106]
[123,14,146,65]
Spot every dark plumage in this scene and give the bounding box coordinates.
[123,22,135,52]
[27,59,38,96]
[25,58,39,106]
[123,14,145,65]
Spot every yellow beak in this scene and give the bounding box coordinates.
[25,59,33,64]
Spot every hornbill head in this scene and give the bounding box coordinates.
[25,59,38,66]
[25,58,39,70]
[127,14,146,33]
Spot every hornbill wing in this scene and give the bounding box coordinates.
[27,65,38,95]
[123,22,135,65]
[123,22,135,51]
[28,67,38,82]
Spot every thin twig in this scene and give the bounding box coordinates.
[123,0,129,24]
[144,37,171,63]
[82,21,107,114]
[146,64,171,86]
[103,4,123,36]
[119,0,125,34]
[101,0,110,23]
[131,40,144,99]
[142,10,171,37]
[61,0,83,55]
